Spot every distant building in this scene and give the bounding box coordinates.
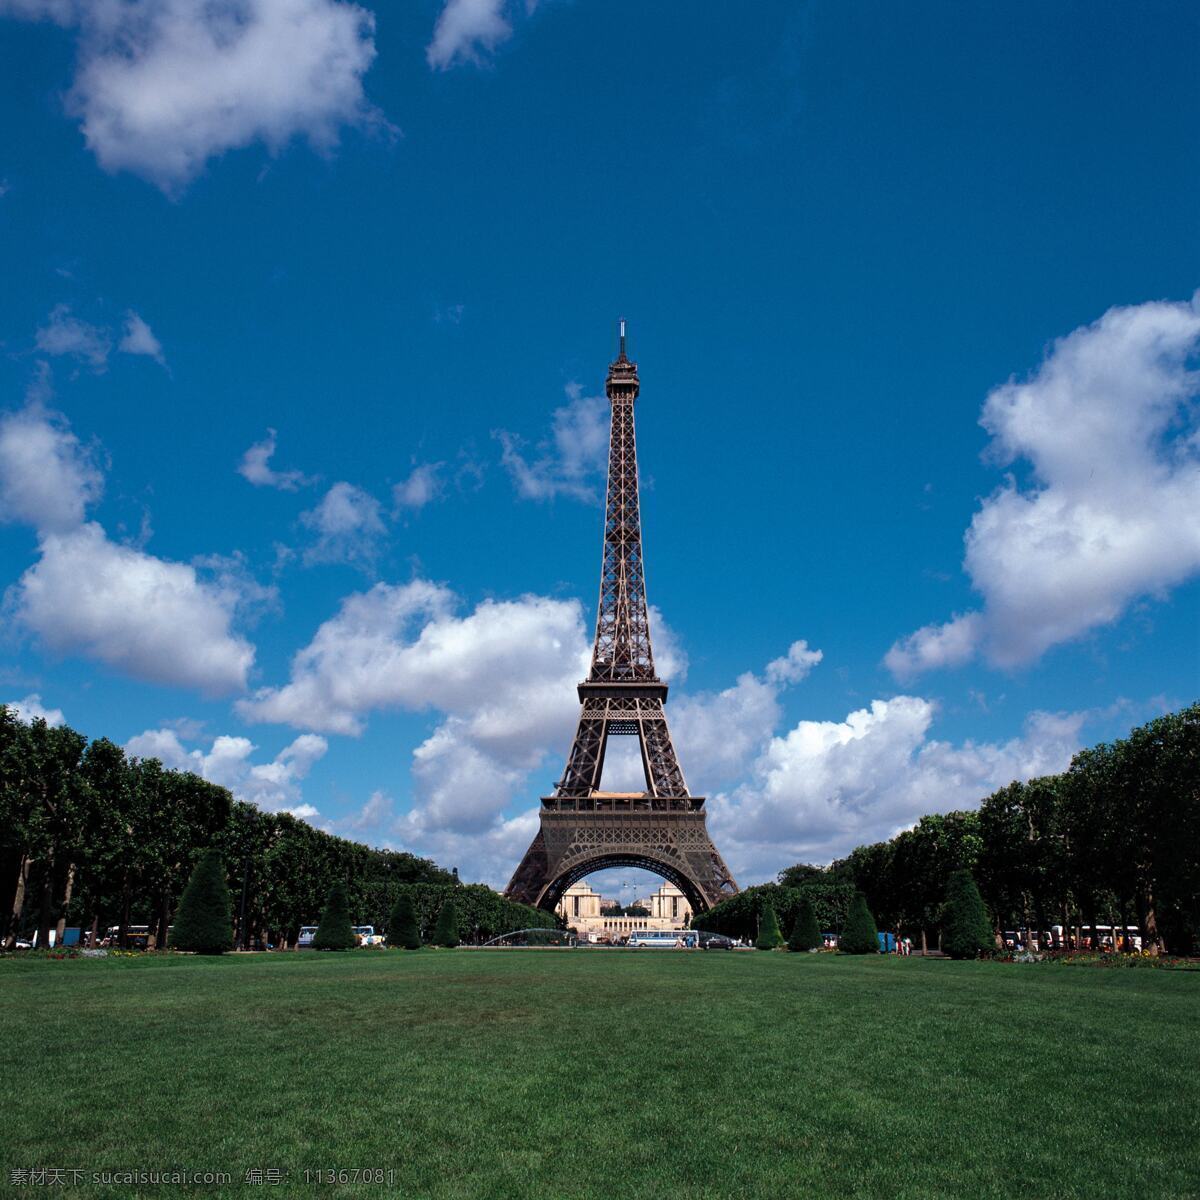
[632,881,693,926]
[557,881,607,923]
[556,880,692,938]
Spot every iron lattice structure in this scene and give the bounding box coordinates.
[505,325,738,915]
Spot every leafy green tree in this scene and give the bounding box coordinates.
[788,897,821,952]
[941,869,992,959]
[831,840,896,929]
[1,710,35,949]
[777,862,827,889]
[169,849,233,954]
[389,890,421,950]
[433,898,460,948]
[755,901,784,949]
[839,892,880,954]
[890,812,982,944]
[19,720,89,949]
[313,881,356,950]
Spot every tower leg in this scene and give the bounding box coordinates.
[505,829,550,907]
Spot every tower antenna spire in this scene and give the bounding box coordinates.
[619,317,626,358]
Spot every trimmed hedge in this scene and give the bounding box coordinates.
[389,891,422,950]
[839,892,880,955]
[313,881,356,950]
[169,848,233,955]
[433,899,460,948]
[755,902,784,949]
[942,869,993,959]
[788,897,821,952]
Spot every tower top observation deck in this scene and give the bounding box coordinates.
[606,317,639,402]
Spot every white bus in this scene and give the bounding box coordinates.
[627,930,698,949]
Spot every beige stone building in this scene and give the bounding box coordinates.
[634,880,693,925]
[555,880,692,940]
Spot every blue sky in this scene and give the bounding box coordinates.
[1,1,1197,895]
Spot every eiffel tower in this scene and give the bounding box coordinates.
[505,323,738,915]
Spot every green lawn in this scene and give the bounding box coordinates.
[1,951,1197,1199]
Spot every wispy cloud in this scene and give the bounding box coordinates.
[237,429,315,491]
[495,383,609,502]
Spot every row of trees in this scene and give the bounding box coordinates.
[698,704,1198,954]
[746,893,882,954]
[1,707,550,950]
[382,882,554,944]
[692,878,858,943]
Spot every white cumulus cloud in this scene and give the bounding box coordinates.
[765,640,823,685]
[5,693,66,727]
[1,399,260,695]
[126,726,327,813]
[887,293,1200,678]
[239,580,594,872]
[8,523,257,694]
[0,401,103,533]
[709,699,1086,879]
[1,0,382,193]
[238,580,587,738]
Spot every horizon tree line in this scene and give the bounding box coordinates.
[0,705,549,949]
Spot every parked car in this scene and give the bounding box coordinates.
[352,925,386,946]
[698,932,735,950]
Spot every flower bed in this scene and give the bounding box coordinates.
[983,948,1196,969]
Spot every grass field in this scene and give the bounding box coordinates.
[2,950,1197,1199]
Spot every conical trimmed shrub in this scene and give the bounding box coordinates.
[313,881,355,950]
[941,869,993,959]
[433,899,460,948]
[839,892,880,954]
[788,897,821,952]
[389,890,421,950]
[169,849,233,955]
[755,901,784,950]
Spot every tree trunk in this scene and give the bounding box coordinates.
[1142,889,1162,955]
[36,854,55,949]
[0,849,24,944]
[88,914,99,949]
[920,928,928,957]
[118,880,131,949]
[4,853,30,949]
[156,891,170,950]
[54,862,76,945]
